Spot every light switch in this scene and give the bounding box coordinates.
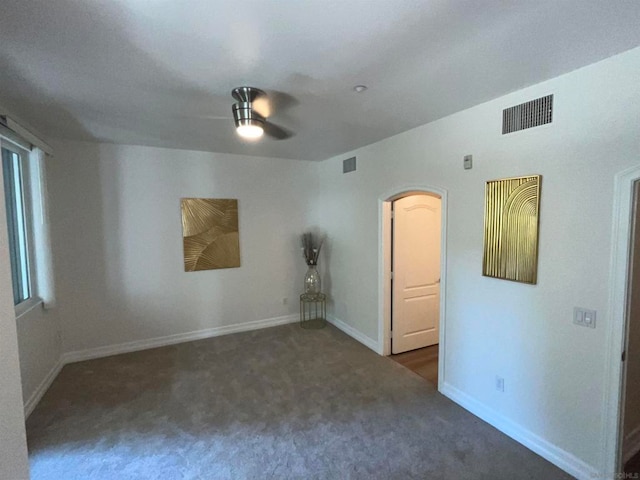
[573,308,584,325]
[583,310,596,328]
[574,307,596,329]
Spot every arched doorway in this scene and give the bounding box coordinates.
[378,185,448,390]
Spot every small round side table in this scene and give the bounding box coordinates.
[299,292,326,329]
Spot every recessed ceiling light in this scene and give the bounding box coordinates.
[353,85,368,93]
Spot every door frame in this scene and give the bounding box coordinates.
[603,165,640,475]
[378,185,448,390]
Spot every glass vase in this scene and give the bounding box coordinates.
[304,265,321,294]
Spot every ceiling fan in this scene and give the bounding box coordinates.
[231,87,292,141]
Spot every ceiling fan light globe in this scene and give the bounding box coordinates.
[236,124,264,139]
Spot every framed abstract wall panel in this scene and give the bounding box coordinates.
[181,198,240,271]
[482,175,541,284]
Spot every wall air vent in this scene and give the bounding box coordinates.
[343,156,356,173]
[502,94,553,134]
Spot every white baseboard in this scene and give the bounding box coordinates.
[327,314,381,354]
[62,314,299,364]
[441,382,598,480]
[624,424,640,464]
[24,358,63,418]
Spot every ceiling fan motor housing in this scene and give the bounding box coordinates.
[232,101,265,128]
[231,87,266,130]
[231,86,264,103]
[230,86,290,140]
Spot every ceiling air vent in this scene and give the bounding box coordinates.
[343,156,356,173]
[502,94,553,134]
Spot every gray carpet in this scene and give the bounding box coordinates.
[26,324,571,479]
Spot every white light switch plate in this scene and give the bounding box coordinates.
[574,307,596,329]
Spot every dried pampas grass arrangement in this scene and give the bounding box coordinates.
[301,232,324,266]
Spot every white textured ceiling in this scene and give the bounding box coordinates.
[1,0,640,160]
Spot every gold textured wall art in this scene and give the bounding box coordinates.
[181,198,240,271]
[482,175,541,284]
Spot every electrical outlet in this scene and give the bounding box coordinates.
[463,154,473,170]
[574,307,596,329]
[496,376,505,392]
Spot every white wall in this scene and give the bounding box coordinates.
[16,306,60,410]
[0,147,30,478]
[49,142,319,354]
[315,47,640,475]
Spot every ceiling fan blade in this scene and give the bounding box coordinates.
[251,96,271,118]
[175,114,231,120]
[252,91,298,119]
[264,121,294,140]
[267,91,299,113]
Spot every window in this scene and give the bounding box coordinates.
[2,143,33,306]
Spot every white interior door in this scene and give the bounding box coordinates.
[392,194,441,354]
